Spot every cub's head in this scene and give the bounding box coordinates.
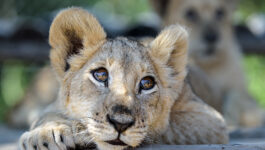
[49,8,188,150]
[150,0,238,64]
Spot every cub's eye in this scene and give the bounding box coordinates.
[92,68,108,83]
[216,8,225,20]
[139,76,156,91]
[185,8,198,22]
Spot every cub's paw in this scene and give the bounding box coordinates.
[19,122,75,150]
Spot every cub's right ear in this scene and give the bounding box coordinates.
[49,7,106,79]
[149,24,188,80]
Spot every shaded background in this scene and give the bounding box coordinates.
[0,0,265,123]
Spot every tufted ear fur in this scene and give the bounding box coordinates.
[49,7,106,79]
[149,25,188,76]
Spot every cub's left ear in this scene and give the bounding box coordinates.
[149,25,188,74]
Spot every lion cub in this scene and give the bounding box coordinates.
[19,8,228,150]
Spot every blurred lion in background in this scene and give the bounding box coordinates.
[150,0,265,128]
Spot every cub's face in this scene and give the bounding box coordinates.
[49,8,188,150]
[151,0,237,61]
[67,38,163,149]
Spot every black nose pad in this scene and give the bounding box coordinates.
[107,115,135,133]
[203,31,219,44]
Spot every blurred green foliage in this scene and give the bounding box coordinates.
[0,62,40,121]
[244,55,265,107]
[2,64,24,106]
[0,0,151,24]
[1,0,265,19]
[238,0,265,18]
[0,0,97,18]
[15,0,97,16]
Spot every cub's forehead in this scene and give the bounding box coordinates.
[99,37,150,63]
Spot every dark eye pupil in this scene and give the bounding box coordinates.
[185,8,197,21]
[140,76,155,91]
[93,68,108,82]
[216,8,225,19]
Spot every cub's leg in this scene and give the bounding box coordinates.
[161,85,228,144]
[19,113,91,150]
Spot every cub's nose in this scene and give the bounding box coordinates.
[107,114,135,133]
[203,30,219,45]
[107,105,135,133]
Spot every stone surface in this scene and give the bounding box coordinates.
[0,143,18,150]
[1,123,265,150]
[139,144,265,150]
[1,143,265,150]
[0,124,24,144]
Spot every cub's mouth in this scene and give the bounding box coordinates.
[105,138,127,146]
